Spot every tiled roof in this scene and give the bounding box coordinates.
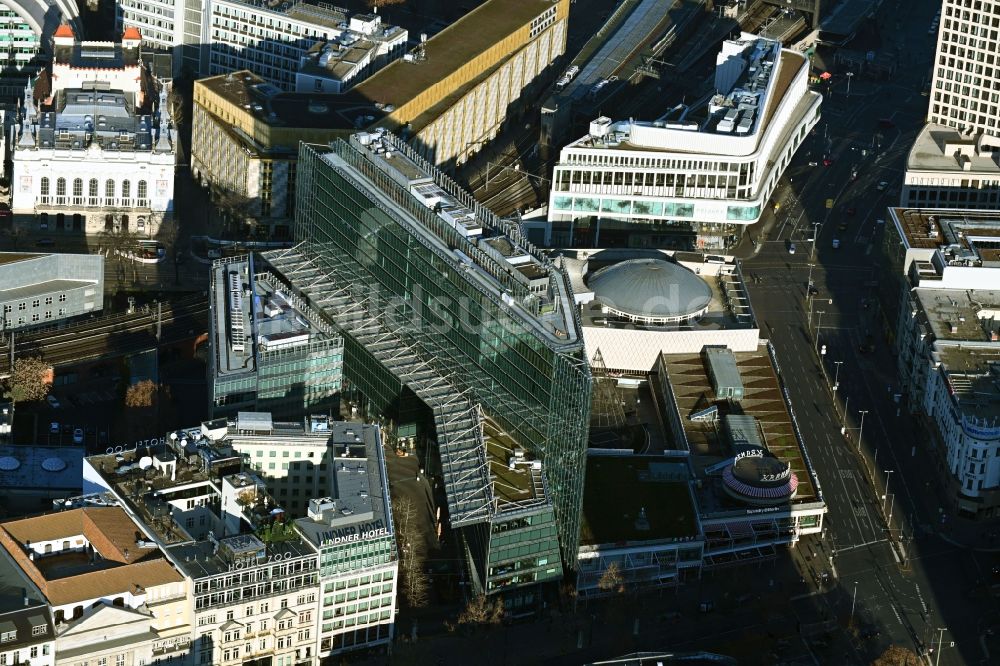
[54,24,73,38]
[122,27,141,41]
[0,508,184,607]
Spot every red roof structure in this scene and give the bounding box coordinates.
[123,27,141,41]
[54,24,73,38]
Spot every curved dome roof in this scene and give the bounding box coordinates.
[588,259,712,322]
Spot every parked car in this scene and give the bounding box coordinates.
[822,157,834,166]
[49,422,60,434]
[846,206,857,215]
[877,181,889,191]
[36,238,55,247]
[73,428,84,445]
[788,242,796,255]
[837,221,849,232]
[832,238,841,249]
[46,394,60,408]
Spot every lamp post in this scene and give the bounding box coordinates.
[815,310,826,344]
[883,469,895,512]
[833,361,843,390]
[846,71,855,96]
[884,492,895,526]
[858,410,869,452]
[850,581,858,627]
[935,627,948,666]
[811,222,821,259]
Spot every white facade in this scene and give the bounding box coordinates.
[547,33,821,249]
[10,28,175,237]
[929,0,1000,143]
[903,1,1000,209]
[294,15,407,94]
[118,0,405,90]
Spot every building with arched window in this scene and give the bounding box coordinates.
[9,26,175,237]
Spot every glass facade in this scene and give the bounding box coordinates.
[287,141,592,569]
[486,508,563,593]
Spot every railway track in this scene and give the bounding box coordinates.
[0,296,209,372]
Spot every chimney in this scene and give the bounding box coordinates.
[22,588,28,607]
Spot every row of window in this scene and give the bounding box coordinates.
[40,177,147,199]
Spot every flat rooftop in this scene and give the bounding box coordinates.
[0,445,83,491]
[293,421,393,549]
[567,45,804,153]
[934,345,1000,423]
[353,0,554,109]
[197,71,387,135]
[483,416,549,509]
[323,132,580,349]
[913,287,1000,343]
[167,535,315,580]
[579,455,698,547]
[907,123,1000,173]
[891,208,1000,264]
[212,258,338,377]
[659,348,817,504]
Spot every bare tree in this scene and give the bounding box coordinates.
[457,594,504,627]
[99,226,141,284]
[597,562,625,595]
[393,496,429,608]
[2,356,51,403]
[871,645,921,666]
[211,185,257,238]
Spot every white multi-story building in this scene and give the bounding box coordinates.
[117,0,405,90]
[10,26,175,237]
[903,0,1000,209]
[0,1,61,98]
[0,506,192,665]
[889,208,1000,519]
[544,32,821,249]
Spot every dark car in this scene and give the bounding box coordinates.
[837,221,849,232]
[822,157,833,166]
[846,206,857,215]
[35,238,55,247]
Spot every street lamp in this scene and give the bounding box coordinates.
[883,469,895,512]
[883,492,895,526]
[810,222,821,261]
[857,409,869,452]
[846,71,855,96]
[850,581,858,627]
[935,627,950,666]
[833,361,843,390]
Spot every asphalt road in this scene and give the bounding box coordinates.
[742,2,999,663]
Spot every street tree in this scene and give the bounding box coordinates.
[2,356,51,403]
[393,496,429,608]
[597,562,625,595]
[871,645,921,666]
[456,594,504,627]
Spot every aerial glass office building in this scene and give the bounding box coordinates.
[264,132,591,589]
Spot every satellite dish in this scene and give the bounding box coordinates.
[139,456,153,470]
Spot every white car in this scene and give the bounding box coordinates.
[46,394,60,408]
[73,428,84,445]
[877,181,889,191]
[832,239,841,249]
[49,422,60,434]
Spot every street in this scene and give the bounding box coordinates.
[740,2,999,661]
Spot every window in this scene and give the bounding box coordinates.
[0,630,14,642]
[31,646,38,658]
[45,297,52,305]
[56,177,66,198]
[89,178,99,204]
[40,176,49,198]
[73,178,84,204]
[105,179,115,200]
[138,180,148,202]
[226,610,235,620]
[59,294,66,302]
[122,180,131,201]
